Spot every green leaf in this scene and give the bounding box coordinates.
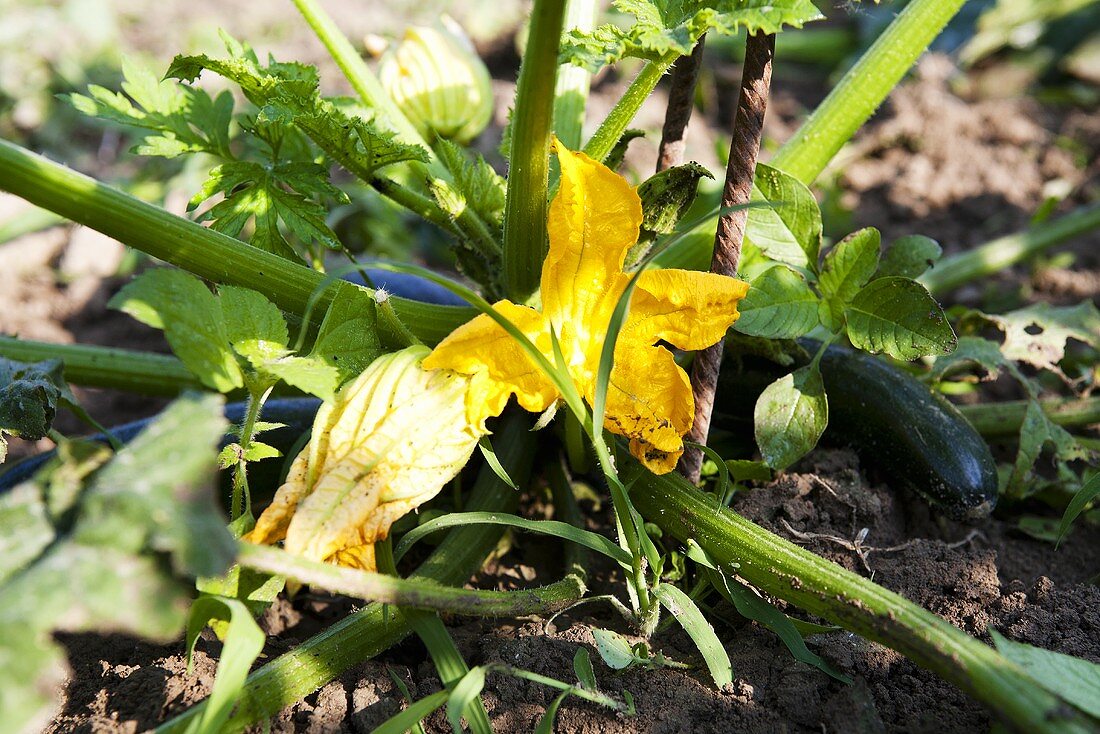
[745,163,823,272]
[435,138,507,228]
[66,56,232,158]
[562,0,824,71]
[990,630,1100,719]
[191,160,343,260]
[1006,399,1093,499]
[0,482,55,585]
[185,597,265,734]
[0,623,67,732]
[110,269,243,392]
[218,285,289,352]
[197,564,285,620]
[592,628,638,670]
[754,362,828,470]
[0,357,62,444]
[844,277,957,361]
[1058,473,1100,544]
[478,436,519,490]
[309,288,384,382]
[653,582,732,687]
[0,395,233,733]
[877,235,942,279]
[573,647,598,690]
[535,692,571,734]
[733,265,820,339]
[373,690,449,734]
[260,354,340,402]
[928,336,1011,383]
[701,567,851,683]
[446,666,488,733]
[819,228,880,321]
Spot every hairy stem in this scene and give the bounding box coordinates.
[770,0,967,185]
[553,0,597,150]
[656,37,707,172]
[920,203,1100,295]
[629,463,1093,734]
[680,32,774,483]
[0,139,473,345]
[583,53,678,164]
[960,396,1100,437]
[502,0,567,302]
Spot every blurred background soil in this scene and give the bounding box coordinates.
[1,0,1097,731]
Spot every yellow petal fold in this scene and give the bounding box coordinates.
[601,341,695,475]
[247,346,484,572]
[626,269,750,350]
[421,300,558,430]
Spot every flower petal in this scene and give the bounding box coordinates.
[626,269,750,350]
[542,142,642,357]
[246,448,310,545]
[422,301,558,430]
[601,341,694,475]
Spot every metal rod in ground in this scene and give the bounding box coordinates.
[679,32,775,483]
[656,36,707,172]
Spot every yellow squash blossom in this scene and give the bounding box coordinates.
[424,142,749,473]
[246,346,483,572]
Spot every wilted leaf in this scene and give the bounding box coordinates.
[978,302,1100,374]
[928,336,1011,383]
[1006,399,1093,499]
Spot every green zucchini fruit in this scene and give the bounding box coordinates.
[714,342,999,520]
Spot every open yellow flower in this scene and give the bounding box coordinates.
[246,346,483,572]
[423,142,749,473]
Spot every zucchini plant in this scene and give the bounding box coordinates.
[0,0,1098,732]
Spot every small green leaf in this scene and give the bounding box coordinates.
[261,354,340,402]
[745,163,823,272]
[446,666,488,732]
[754,363,828,470]
[561,0,823,71]
[1016,516,1062,543]
[819,228,880,305]
[844,277,957,361]
[632,162,715,265]
[653,582,732,687]
[990,630,1100,719]
[435,138,506,228]
[877,235,942,279]
[219,285,289,351]
[1058,473,1100,544]
[478,436,518,490]
[310,288,384,382]
[592,628,637,670]
[110,269,243,392]
[0,357,62,444]
[573,647,597,690]
[535,692,571,734]
[734,265,820,339]
[243,442,281,462]
[185,597,265,734]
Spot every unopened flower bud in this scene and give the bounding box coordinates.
[378,19,493,144]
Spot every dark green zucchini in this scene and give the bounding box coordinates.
[714,342,998,521]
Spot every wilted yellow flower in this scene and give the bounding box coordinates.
[378,20,493,144]
[246,346,482,572]
[423,142,750,474]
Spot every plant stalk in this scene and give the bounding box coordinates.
[680,32,774,483]
[502,0,568,303]
[0,139,474,344]
[770,0,967,185]
[960,396,1100,437]
[629,462,1093,734]
[553,0,597,150]
[656,37,707,172]
[582,53,677,164]
[920,203,1100,295]
[158,412,535,733]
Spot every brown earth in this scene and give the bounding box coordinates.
[1,7,1098,732]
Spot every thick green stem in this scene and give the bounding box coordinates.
[502,0,567,302]
[0,139,473,345]
[553,0,597,150]
[0,337,200,395]
[960,396,1100,437]
[629,464,1092,734]
[919,204,1100,295]
[238,543,584,616]
[158,412,535,734]
[770,0,967,185]
[582,54,677,164]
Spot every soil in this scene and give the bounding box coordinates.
[1,5,1098,732]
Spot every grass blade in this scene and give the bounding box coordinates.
[446,666,488,733]
[373,690,449,734]
[654,582,732,687]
